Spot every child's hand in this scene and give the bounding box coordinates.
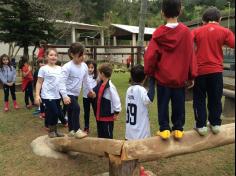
[63,96,71,105]
[7,82,13,86]
[186,80,195,89]
[88,91,96,99]
[35,96,42,106]
[114,114,119,121]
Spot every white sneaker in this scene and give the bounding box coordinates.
[68,130,75,137]
[75,129,88,139]
[210,125,220,134]
[195,126,208,136]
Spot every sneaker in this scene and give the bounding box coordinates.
[13,101,20,109]
[195,127,208,136]
[48,131,57,138]
[157,130,171,140]
[68,130,75,137]
[39,113,45,119]
[173,130,184,139]
[84,128,89,134]
[4,102,9,112]
[210,125,220,134]
[75,129,88,139]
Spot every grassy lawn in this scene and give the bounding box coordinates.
[0,72,235,176]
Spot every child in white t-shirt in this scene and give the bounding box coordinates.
[125,64,155,140]
[35,48,70,138]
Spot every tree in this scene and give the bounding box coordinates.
[0,0,55,58]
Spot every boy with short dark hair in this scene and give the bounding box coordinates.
[192,7,235,136]
[93,63,121,139]
[125,65,155,140]
[144,0,197,140]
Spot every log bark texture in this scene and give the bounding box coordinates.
[121,123,235,162]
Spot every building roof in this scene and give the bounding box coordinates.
[111,24,156,35]
[55,20,102,31]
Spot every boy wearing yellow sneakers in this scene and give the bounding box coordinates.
[144,0,197,140]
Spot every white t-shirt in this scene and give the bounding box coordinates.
[83,74,97,98]
[61,61,91,96]
[125,85,151,140]
[38,65,63,99]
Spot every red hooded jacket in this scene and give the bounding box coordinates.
[144,23,197,88]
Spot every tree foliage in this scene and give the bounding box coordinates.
[0,0,55,57]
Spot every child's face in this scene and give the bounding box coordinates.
[88,64,95,75]
[47,50,58,65]
[73,54,84,65]
[2,57,9,65]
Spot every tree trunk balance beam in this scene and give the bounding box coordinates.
[33,123,234,176]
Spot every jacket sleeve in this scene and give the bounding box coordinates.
[188,33,198,80]
[0,71,7,84]
[109,83,121,114]
[144,38,159,76]
[224,29,235,48]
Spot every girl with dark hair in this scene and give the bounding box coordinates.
[82,60,98,133]
[0,54,19,111]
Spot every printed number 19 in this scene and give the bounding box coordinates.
[126,103,137,125]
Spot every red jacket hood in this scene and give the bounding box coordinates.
[152,23,187,51]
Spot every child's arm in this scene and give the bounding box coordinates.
[142,77,155,105]
[110,84,122,120]
[22,66,32,77]
[224,29,235,48]
[60,66,71,105]
[0,71,7,85]
[35,77,43,105]
[144,38,159,76]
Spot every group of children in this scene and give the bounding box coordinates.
[0,0,235,143]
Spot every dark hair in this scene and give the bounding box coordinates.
[162,0,181,18]
[86,60,97,79]
[56,60,62,66]
[131,64,145,84]
[19,56,28,69]
[0,54,12,71]
[98,63,113,78]
[68,42,85,60]
[202,7,221,23]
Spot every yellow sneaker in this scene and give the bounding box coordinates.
[173,130,184,139]
[157,130,171,140]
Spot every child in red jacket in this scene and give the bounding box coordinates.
[192,7,235,136]
[144,0,197,140]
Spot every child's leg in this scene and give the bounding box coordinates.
[91,98,96,117]
[206,73,223,127]
[171,88,185,131]
[58,103,67,125]
[157,85,171,131]
[28,82,35,105]
[9,84,16,101]
[83,97,90,130]
[24,84,30,106]
[3,84,10,102]
[193,75,207,128]
[67,95,80,132]
[97,121,114,139]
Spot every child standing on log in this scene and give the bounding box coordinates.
[144,0,197,140]
[93,63,121,139]
[192,7,235,136]
[35,48,70,138]
[61,42,94,139]
[0,54,20,112]
[125,65,155,140]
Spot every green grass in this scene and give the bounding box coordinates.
[0,72,235,176]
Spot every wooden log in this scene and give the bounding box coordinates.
[48,136,124,157]
[109,154,139,176]
[121,123,235,162]
[223,89,235,98]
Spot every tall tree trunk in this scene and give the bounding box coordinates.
[137,0,148,64]
[23,45,29,59]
